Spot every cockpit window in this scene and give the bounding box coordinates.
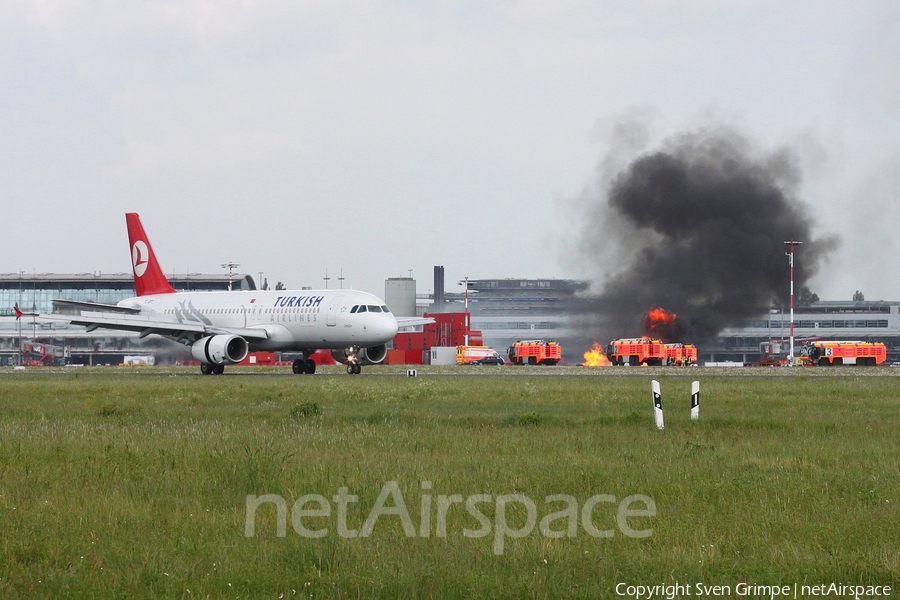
[350,305,358,313]
[357,305,367,313]
[381,305,391,313]
[367,305,382,312]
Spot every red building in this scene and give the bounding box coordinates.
[389,312,482,364]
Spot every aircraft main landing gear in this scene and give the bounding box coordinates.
[292,358,317,374]
[200,363,225,375]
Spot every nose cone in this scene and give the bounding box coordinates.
[379,315,399,341]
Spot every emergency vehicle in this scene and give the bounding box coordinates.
[663,343,698,366]
[507,340,562,365]
[605,338,663,365]
[456,346,505,365]
[605,337,697,366]
[799,341,887,366]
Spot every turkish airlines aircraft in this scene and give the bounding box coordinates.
[52,213,429,375]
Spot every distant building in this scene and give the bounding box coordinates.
[428,277,589,354]
[384,277,417,317]
[0,272,256,366]
[422,272,900,365]
[709,300,900,363]
[4,270,898,366]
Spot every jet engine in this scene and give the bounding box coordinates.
[361,344,388,364]
[331,343,388,365]
[191,335,249,365]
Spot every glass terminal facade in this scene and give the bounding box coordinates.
[0,273,255,365]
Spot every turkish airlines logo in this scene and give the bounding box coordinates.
[132,240,149,277]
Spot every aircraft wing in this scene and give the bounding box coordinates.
[43,311,269,342]
[395,316,436,328]
[53,299,142,314]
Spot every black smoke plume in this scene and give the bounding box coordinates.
[570,125,838,348]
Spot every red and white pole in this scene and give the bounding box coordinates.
[784,240,802,366]
[464,276,469,347]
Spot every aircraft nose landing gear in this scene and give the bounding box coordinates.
[344,345,362,375]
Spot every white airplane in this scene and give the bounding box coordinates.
[50,213,429,375]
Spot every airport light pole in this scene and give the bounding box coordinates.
[783,240,802,366]
[18,271,23,366]
[221,263,240,291]
[459,277,470,346]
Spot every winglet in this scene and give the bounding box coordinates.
[125,213,176,296]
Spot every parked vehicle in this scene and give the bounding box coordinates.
[507,340,562,365]
[457,346,504,365]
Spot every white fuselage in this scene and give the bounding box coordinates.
[117,289,399,351]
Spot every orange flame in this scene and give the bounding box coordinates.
[582,342,611,367]
[642,307,679,343]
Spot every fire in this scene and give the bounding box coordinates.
[582,342,611,367]
[642,307,679,343]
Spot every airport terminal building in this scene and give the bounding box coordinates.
[442,277,588,352]
[713,300,900,364]
[0,272,256,365]
[3,270,900,366]
[440,282,900,364]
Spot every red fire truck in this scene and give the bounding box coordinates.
[606,337,697,366]
[605,338,662,365]
[663,343,698,366]
[507,340,562,365]
[799,341,887,366]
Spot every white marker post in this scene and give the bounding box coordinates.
[651,380,664,430]
[690,380,700,420]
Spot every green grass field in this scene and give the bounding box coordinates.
[0,367,898,598]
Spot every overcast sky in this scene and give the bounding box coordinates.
[2,1,898,301]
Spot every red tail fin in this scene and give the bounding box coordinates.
[125,213,176,296]
[14,304,23,320]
